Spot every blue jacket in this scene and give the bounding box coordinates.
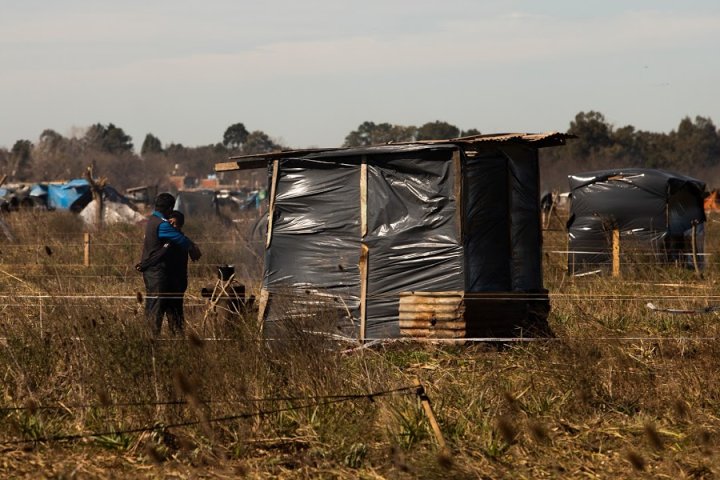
[153,211,191,250]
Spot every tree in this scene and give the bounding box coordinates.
[38,129,65,152]
[10,139,33,181]
[243,131,282,155]
[141,133,163,156]
[223,123,249,150]
[461,128,481,137]
[416,121,460,141]
[567,111,613,158]
[672,116,720,167]
[343,121,416,147]
[84,123,133,154]
[0,148,9,174]
[103,124,134,153]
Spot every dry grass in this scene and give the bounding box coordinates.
[1,209,720,478]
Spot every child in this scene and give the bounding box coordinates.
[164,211,189,334]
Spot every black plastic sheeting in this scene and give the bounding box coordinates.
[464,145,543,293]
[262,144,545,339]
[567,168,706,273]
[264,158,362,336]
[364,152,463,338]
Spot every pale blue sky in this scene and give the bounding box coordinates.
[1,0,719,150]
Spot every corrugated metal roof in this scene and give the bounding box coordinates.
[216,132,574,172]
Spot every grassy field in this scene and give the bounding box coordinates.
[1,209,720,479]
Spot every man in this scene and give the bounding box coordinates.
[139,193,201,335]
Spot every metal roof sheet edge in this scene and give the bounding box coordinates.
[216,132,574,172]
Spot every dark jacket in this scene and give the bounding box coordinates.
[165,242,189,293]
[138,211,191,272]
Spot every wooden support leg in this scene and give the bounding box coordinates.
[413,377,449,454]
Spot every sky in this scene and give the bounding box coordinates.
[1,0,719,151]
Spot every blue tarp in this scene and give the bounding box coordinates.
[47,179,90,210]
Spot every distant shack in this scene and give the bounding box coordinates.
[217,133,572,340]
[567,168,707,275]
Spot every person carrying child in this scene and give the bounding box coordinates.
[137,194,200,335]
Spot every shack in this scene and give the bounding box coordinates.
[216,133,571,340]
[567,168,707,274]
[174,190,218,217]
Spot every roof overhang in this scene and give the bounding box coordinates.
[215,132,575,172]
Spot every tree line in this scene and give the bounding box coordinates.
[540,111,720,191]
[0,122,282,190]
[1,113,718,192]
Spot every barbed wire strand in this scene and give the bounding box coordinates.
[0,385,417,414]
[0,385,417,447]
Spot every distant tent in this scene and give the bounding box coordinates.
[0,184,44,210]
[47,179,91,211]
[567,168,706,274]
[79,199,144,226]
[29,184,48,206]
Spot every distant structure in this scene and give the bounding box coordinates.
[567,168,707,275]
[217,133,572,340]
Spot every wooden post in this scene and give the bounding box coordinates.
[612,228,620,277]
[265,159,280,249]
[359,244,369,342]
[691,221,700,276]
[452,150,463,242]
[84,165,107,229]
[257,288,270,335]
[567,220,573,277]
[413,377,449,454]
[360,158,368,238]
[359,157,369,342]
[83,232,91,267]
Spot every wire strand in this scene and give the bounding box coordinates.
[0,386,417,446]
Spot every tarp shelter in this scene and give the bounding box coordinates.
[216,133,571,340]
[79,198,144,226]
[567,168,707,274]
[47,179,90,211]
[0,184,45,210]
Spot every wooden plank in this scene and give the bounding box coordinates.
[452,150,463,243]
[215,159,269,171]
[360,157,368,238]
[413,378,449,453]
[358,243,369,342]
[692,221,700,276]
[257,288,270,335]
[265,159,280,249]
[83,232,90,267]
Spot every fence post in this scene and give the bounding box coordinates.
[612,228,620,277]
[413,377,449,454]
[84,232,91,267]
[691,221,700,276]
